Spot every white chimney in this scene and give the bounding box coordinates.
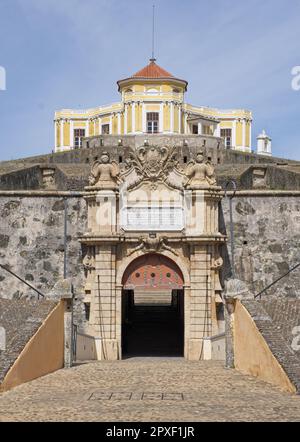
[257,130,272,156]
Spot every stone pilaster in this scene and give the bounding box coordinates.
[85,190,117,235]
[187,244,212,360]
[91,244,120,360]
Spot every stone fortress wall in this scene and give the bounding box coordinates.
[0,134,299,331]
[0,194,87,327]
[0,191,299,330]
[1,135,300,192]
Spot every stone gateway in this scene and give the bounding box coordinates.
[80,145,225,360]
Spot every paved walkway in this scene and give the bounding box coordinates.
[0,359,299,422]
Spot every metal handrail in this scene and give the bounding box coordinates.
[254,262,300,299]
[0,263,45,299]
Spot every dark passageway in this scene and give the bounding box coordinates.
[122,290,184,357]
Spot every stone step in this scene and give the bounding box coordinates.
[134,290,173,306]
[242,298,300,394]
[0,298,57,386]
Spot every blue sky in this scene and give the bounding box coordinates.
[0,0,299,161]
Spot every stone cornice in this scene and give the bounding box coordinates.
[0,191,85,197]
[224,190,300,197]
[78,234,227,244]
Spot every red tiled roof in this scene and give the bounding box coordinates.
[132,60,174,79]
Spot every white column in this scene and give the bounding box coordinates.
[70,120,74,148]
[249,121,252,151]
[159,102,163,133]
[94,119,96,136]
[198,121,203,135]
[242,119,246,151]
[99,117,102,135]
[54,120,57,151]
[170,102,174,133]
[232,121,236,149]
[184,112,187,134]
[132,102,136,133]
[142,103,146,133]
[124,104,128,134]
[178,105,182,134]
[109,116,113,134]
[60,119,64,149]
[214,123,220,137]
[85,120,89,137]
[117,113,121,134]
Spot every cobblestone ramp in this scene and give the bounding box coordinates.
[242,298,300,393]
[0,359,300,422]
[0,298,57,384]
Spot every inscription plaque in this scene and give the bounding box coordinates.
[121,206,184,231]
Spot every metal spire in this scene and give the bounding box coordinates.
[150,4,156,62]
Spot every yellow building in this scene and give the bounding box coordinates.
[54,59,252,152]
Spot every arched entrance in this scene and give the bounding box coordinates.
[121,253,184,357]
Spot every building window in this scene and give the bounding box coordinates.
[102,124,110,134]
[74,129,85,149]
[192,125,198,134]
[221,128,232,148]
[147,112,159,133]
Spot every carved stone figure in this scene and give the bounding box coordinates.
[184,152,217,189]
[83,251,95,271]
[89,152,121,189]
[127,234,178,257]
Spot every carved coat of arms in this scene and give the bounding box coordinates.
[122,145,184,190]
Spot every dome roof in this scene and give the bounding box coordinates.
[117,59,188,91]
[132,60,174,79]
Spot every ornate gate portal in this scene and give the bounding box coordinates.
[80,142,226,361]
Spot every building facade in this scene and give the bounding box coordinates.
[54,59,252,153]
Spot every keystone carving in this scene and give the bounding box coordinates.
[127,234,179,257]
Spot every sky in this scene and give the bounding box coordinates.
[0,0,299,161]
